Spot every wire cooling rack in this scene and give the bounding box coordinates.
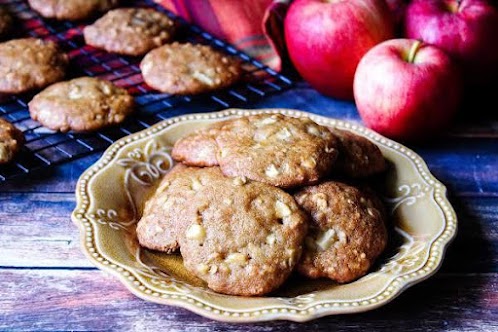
[0,0,293,183]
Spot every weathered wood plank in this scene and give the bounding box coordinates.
[443,196,498,273]
[0,269,496,331]
[0,193,496,273]
[0,193,92,268]
[414,137,498,197]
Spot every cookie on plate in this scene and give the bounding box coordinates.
[294,181,387,283]
[172,121,224,167]
[172,113,340,188]
[0,118,24,164]
[27,0,118,21]
[0,38,68,94]
[28,77,134,132]
[177,167,308,296]
[140,42,242,95]
[331,128,387,178]
[83,8,176,56]
[0,7,13,39]
[136,164,206,253]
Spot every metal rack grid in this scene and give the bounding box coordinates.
[0,0,294,183]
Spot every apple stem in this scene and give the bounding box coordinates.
[407,40,422,63]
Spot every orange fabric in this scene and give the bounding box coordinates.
[154,0,290,71]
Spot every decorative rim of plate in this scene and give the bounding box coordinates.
[72,108,457,322]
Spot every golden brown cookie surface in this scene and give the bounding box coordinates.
[0,118,24,164]
[28,77,134,132]
[28,0,118,21]
[172,113,340,188]
[0,38,68,94]
[295,181,387,283]
[84,8,176,56]
[136,164,206,253]
[178,167,308,296]
[171,121,225,167]
[331,128,387,177]
[140,42,242,95]
[138,164,307,296]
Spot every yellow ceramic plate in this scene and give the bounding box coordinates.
[72,108,457,322]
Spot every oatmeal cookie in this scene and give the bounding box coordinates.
[178,167,308,296]
[28,77,134,132]
[0,118,24,164]
[84,8,176,56]
[295,181,387,283]
[171,121,225,167]
[331,128,387,177]
[172,113,340,188]
[28,0,118,21]
[136,164,204,253]
[140,42,242,95]
[0,38,68,94]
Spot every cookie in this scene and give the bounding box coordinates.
[140,42,242,95]
[0,7,13,39]
[0,38,68,94]
[28,0,118,21]
[177,167,308,296]
[83,8,176,56]
[331,128,387,177]
[136,164,205,253]
[172,113,340,188]
[28,77,134,132]
[0,118,24,164]
[171,121,225,167]
[294,181,387,283]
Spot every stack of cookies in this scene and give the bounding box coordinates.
[0,2,243,165]
[137,112,388,296]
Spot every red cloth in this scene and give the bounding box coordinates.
[154,0,291,71]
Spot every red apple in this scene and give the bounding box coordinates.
[404,0,498,86]
[353,39,462,141]
[284,0,394,100]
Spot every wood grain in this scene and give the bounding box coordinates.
[415,138,498,197]
[0,193,92,268]
[0,269,496,331]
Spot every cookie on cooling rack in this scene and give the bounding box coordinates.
[294,181,387,283]
[140,42,242,95]
[172,113,340,188]
[0,6,13,39]
[0,118,24,164]
[28,77,134,132]
[27,0,118,21]
[331,128,387,178]
[84,8,176,56]
[0,38,68,94]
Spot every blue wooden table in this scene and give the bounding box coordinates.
[1,82,497,331]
